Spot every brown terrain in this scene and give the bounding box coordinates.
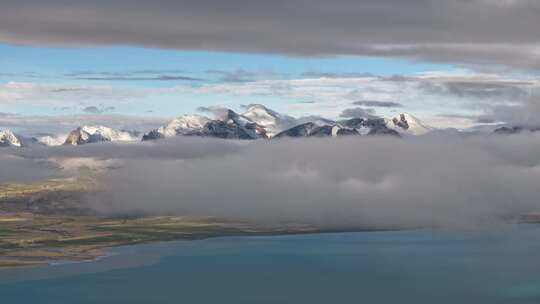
[0,178,316,268]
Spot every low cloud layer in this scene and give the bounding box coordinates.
[0,153,61,183]
[5,135,539,229]
[1,0,540,70]
[92,136,540,228]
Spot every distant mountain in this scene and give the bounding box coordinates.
[0,130,22,147]
[274,118,399,138]
[386,113,432,135]
[273,122,319,138]
[144,105,429,141]
[3,105,438,148]
[36,134,68,146]
[275,113,429,139]
[241,104,298,137]
[143,104,298,141]
[64,126,139,146]
[142,114,211,140]
[296,115,337,127]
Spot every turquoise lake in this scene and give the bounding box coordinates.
[2,225,540,303]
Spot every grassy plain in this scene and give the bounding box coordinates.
[0,178,315,268]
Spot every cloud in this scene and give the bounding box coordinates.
[353,100,404,108]
[418,79,531,100]
[34,135,539,229]
[301,72,373,79]
[82,105,115,114]
[5,134,540,229]
[14,136,243,161]
[206,69,277,83]
[1,1,540,70]
[72,76,201,82]
[196,106,230,120]
[0,82,154,106]
[63,70,201,82]
[2,71,538,129]
[0,113,167,136]
[339,107,377,118]
[477,94,540,126]
[0,153,61,183]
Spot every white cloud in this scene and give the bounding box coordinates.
[0,82,155,106]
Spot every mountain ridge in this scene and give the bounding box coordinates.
[7,104,525,148]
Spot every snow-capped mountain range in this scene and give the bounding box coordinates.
[0,126,139,148]
[142,104,431,141]
[1,104,531,148]
[142,104,297,140]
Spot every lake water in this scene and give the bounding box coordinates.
[2,225,540,303]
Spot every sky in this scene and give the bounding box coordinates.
[1,0,540,133]
[0,43,452,116]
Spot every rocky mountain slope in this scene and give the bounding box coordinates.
[63,126,139,146]
[143,104,428,141]
[0,130,22,147]
[1,105,441,148]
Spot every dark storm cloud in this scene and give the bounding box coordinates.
[1,0,540,69]
[353,100,404,108]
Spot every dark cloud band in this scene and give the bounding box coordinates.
[1,0,540,69]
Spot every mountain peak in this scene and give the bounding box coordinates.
[143,105,436,141]
[0,130,22,147]
[241,104,298,137]
[64,125,138,146]
[387,113,432,135]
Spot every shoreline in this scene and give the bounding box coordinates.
[0,226,396,270]
[1,205,536,270]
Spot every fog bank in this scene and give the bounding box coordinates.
[3,135,540,228]
[86,135,540,228]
